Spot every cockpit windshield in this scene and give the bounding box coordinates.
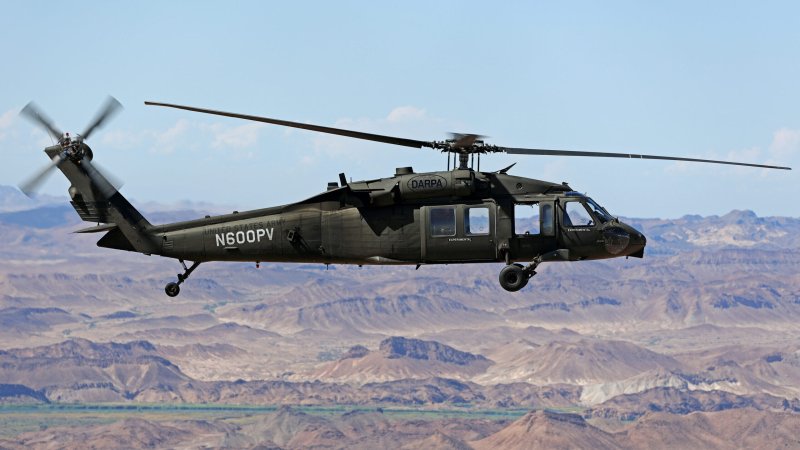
[585,197,614,224]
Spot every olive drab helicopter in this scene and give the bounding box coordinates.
[19,97,792,296]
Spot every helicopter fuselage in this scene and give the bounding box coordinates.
[131,167,646,267]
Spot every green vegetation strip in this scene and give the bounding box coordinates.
[0,403,538,439]
[0,402,532,418]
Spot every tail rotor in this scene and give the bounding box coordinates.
[18,96,124,197]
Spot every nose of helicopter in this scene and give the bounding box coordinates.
[622,223,646,258]
[600,222,646,258]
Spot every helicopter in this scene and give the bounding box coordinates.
[18,98,791,297]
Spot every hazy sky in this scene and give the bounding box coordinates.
[1,1,798,218]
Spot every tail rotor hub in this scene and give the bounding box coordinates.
[18,96,123,196]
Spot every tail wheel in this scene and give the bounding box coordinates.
[499,263,528,292]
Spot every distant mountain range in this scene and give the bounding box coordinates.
[0,185,228,225]
[0,186,65,213]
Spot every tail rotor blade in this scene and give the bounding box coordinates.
[81,158,120,198]
[20,102,63,141]
[81,96,123,141]
[92,160,125,191]
[19,153,66,197]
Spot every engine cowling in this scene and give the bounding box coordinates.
[398,170,474,200]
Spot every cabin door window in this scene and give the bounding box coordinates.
[514,203,540,235]
[465,206,490,235]
[429,207,456,237]
[540,203,555,236]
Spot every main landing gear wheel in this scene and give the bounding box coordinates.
[499,263,528,292]
[164,259,202,297]
[165,282,180,297]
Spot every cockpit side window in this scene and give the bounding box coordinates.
[585,198,612,224]
[564,201,594,227]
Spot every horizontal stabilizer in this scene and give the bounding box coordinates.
[74,223,118,234]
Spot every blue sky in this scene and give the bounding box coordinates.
[1,1,798,218]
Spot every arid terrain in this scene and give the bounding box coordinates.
[0,185,798,449]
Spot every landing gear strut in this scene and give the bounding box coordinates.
[498,257,541,292]
[165,259,201,297]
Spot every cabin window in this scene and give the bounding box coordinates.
[430,207,456,237]
[514,203,540,235]
[465,207,490,235]
[541,203,554,236]
[564,201,594,227]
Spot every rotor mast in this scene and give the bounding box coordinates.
[435,134,490,171]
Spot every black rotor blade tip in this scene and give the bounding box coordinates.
[20,102,63,140]
[81,96,123,141]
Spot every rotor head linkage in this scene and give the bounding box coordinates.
[458,152,469,170]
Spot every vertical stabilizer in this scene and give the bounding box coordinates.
[47,146,159,254]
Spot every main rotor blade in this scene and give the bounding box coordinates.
[19,153,66,197]
[145,101,434,149]
[144,101,791,170]
[81,96,123,141]
[20,102,63,141]
[502,147,792,170]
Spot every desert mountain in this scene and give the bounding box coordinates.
[0,418,235,450]
[0,338,581,407]
[626,210,800,251]
[471,410,620,450]
[224,294,499,336]
[478,339,682,386]
[0,339,190,402]
[240,406,348,448]
[586,386,800,421]
[472,408,800,450]
[401,430,472,450]
[0,186,64,213]
[312,336,493,382]
[0,307,78,332]
[617,409,800,449]
[116,322,282,344]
